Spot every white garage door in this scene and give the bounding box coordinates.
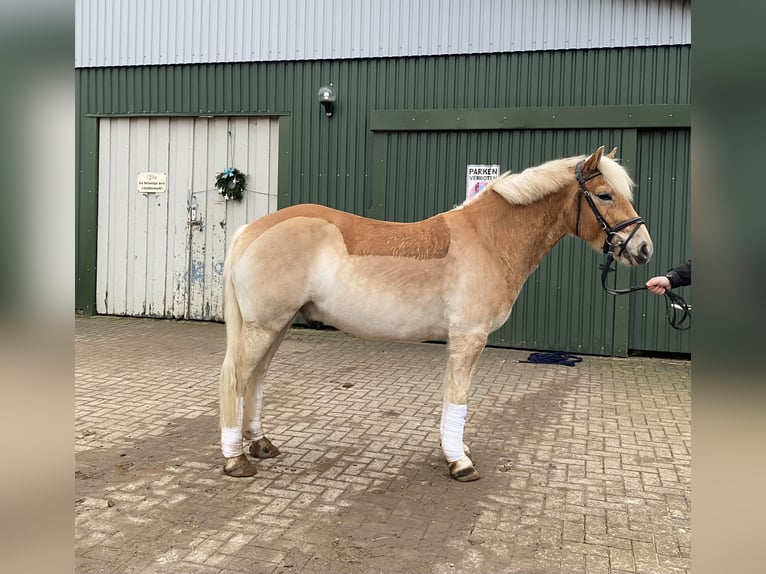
[96,116,279,320]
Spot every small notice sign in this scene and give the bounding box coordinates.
[137,172,167,194]
[466,164,499,200]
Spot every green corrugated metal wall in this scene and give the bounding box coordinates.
[629,129,691,353]
[76,46,691,355]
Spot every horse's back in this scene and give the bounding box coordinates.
[235,203,451,261]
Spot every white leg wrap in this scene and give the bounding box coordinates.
[441,402,467,463]
[440,402,447,439]
[221,398,244,458]
[245,386,264,441]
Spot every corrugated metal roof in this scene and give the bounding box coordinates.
[75,0,691,68]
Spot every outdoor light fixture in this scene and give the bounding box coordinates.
[317,85,336,117]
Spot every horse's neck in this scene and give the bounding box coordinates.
[458,188,569,272]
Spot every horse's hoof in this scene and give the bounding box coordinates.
[249,437,281,459]
[448,456,481,482]
[223,454,258,477]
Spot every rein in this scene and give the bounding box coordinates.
[599,253,691,331]
[574,160,691,331]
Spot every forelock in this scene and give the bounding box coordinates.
[596,155,634,201]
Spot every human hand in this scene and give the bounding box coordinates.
[646,275,671,295]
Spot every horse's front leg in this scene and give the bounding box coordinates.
[441,332,487,482]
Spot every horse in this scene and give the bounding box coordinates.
[217,145,653,481]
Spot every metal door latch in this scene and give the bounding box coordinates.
[189,195,204,230]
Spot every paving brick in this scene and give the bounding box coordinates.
[76,316,691,574]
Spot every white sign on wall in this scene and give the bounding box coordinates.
[137,172,167,194]
[466,164,499,200]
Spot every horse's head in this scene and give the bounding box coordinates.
[570,146,653,266]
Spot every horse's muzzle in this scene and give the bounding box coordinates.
[636,241,652,264]
[616,227,653,266]
[625,239,653,265]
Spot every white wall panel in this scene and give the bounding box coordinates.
[146,118,171,318]
[166,119,194,318]
[76,0,691,68]
[126,119,149,317]
[96,116,279,320]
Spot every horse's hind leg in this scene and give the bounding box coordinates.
[243,323,290,459]
[441,331,487,482]
[221,325,285,477]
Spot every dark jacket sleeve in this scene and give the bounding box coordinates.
[666,259,691,288]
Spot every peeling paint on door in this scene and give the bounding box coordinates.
[96,116,279,320]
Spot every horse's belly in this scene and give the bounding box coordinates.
[305,256,449,342]
[305,300,447,342]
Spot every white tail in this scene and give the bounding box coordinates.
[219,225,248,428]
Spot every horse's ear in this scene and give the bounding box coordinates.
[606,147,618,159]
[583,146,605,175]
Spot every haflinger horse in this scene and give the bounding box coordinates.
[218,145,652,481]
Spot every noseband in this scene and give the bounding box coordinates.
[574,160,691,330]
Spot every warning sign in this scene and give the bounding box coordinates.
[466,164,499,200]
[137,172,167,194]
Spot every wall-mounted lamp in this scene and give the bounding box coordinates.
[317,85,337,117]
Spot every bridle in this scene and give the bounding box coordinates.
[574,159,691,330]
[574,160,645,261]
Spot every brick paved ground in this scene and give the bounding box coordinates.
[75,316,691,574]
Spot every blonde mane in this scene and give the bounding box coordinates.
[459,154,634,208]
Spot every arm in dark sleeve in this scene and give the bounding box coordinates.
[666,259,691,288]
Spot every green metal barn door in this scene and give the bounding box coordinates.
[371,128,635,356]
[628,129,691,354]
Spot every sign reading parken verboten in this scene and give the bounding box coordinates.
[466,165,499,200]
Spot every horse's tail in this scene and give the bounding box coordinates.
[219,224,248,428]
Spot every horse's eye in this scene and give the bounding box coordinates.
[597,193,613,201]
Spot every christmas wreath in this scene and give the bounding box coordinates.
[214,167,247,201]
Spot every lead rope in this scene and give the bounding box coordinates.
[600,253,691,331]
